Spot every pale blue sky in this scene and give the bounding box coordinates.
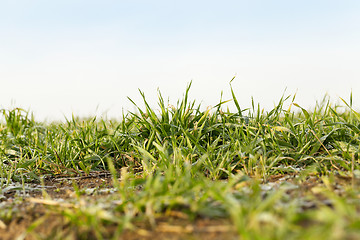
[1,0,360,120]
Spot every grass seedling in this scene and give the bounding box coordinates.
[0,83,360,239]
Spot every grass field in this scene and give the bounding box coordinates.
[1,83,360,240]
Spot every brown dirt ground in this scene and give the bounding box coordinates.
[1,171,355,240]
[0,172,238,240]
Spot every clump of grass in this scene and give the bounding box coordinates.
[1,83,359,181]
[1,82,360,239]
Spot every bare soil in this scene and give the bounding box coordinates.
[1,171,354,240]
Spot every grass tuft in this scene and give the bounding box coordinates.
[1,83,360,239]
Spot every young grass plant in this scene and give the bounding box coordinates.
[1,83,360,239]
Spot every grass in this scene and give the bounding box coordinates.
[1,82,360,239]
